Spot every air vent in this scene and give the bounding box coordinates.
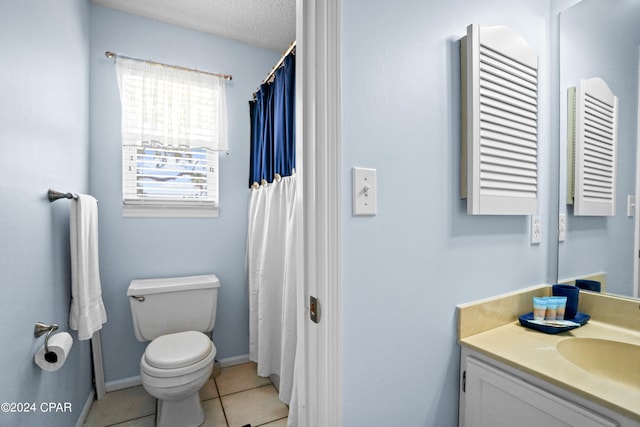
[568,77,617,216]
[461,24,539,215]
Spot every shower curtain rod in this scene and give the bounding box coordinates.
[252,41,296,99]
[104,51,233,81]
[262,41,296,85]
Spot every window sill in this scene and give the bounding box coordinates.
[123,204,219,218]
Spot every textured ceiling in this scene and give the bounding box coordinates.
[91,0,296,53]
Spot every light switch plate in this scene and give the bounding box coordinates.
[352,167,377,216]
[628,195,635,217]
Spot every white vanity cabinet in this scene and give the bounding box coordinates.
[459,348,639,427]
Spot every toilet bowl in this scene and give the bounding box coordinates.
[140,331,216,427]
[127,274,221,427]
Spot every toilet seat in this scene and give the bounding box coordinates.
[141,331,216,382]
[145,331,212,369]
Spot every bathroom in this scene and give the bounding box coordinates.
[2,0,639,426]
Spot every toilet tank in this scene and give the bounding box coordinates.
[127,274,221,342]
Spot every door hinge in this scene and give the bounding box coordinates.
[310,296,320,323]
[462,370,466,393]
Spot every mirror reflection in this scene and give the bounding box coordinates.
[558,0,640,298]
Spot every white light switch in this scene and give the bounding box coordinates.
[353,167,377,216]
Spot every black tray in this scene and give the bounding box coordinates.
[518,312,590,334]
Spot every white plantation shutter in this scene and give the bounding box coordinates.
[115,56,228,217]
[461,24,539,215]
[573,77,618,216]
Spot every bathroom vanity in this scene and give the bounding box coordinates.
[457,286,640,427]
[460,349,621,427]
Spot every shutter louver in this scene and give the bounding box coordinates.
[461,24,539,215]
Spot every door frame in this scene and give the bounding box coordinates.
[634,45,640,298]
[296,0,343,426]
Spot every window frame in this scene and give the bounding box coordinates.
[116,57,227,218]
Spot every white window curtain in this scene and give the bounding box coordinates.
[115,56,228,152]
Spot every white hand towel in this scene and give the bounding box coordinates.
[69,194,107,340]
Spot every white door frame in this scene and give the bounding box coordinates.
[296,0,343,426]
[633,45,640,298]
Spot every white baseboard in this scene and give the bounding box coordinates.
[270,373,281,391]
[75,390,95,427]
[105,375,143,393]
[218,354,251,367]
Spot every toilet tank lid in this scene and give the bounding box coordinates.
[127,274,220,296]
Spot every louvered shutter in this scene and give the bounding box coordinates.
[572,78,617,216]
[461,24,539,215]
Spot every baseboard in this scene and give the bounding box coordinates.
[270,373,281,391]
[74,390,95,427]
[218,354,251,367]
[105,375,142,393]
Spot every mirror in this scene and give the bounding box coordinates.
[558,0,640,297]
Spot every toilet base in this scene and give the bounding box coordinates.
[155,393,205,427]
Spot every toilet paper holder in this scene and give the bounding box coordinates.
[34,322,59,355]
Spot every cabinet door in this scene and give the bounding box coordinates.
[464,357,617,427]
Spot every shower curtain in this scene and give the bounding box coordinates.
[246,53,297,407]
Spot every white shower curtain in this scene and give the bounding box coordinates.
[247,174,298,405]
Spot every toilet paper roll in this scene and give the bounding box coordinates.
[34,332,73,372]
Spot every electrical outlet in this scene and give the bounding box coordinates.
[530,215,542,245]
[558,213,566,242]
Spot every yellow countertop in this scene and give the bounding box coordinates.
[458,288,640,422]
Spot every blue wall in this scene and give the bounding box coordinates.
[341,0,552,425]
[558,0,639,296]
[1,2,280,424]
[0,1,93,426]
[1,1,569,426]
[89,5,280,383]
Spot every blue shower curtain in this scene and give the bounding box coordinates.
[246,51,298,411]
[249,53,295,187]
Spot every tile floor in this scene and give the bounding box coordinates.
[84,362,288,427]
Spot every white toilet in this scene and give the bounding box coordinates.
[127,274,221,427]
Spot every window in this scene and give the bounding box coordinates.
[115,56,228,217]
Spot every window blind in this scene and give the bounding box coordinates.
[122,145,218,206]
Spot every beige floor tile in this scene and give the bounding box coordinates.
[221,385,288,427]
[110,414,156,427]
[216,362,271,396]
[84,386,155,426]
[259,417,288,427]
[201,398,228,427]
[200,377,220,400]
